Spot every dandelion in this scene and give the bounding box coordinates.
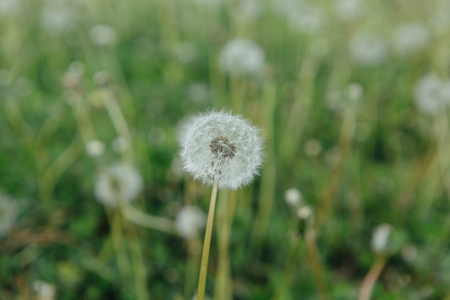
[218,39,265,76]
[371,223,391,253]
[0,192,18,237]
[179,110,263,300]
[414,73,450,115]
[86,140,105,157]
[297,205,313,220]
[276,0,323,34]
[392,22,430,56]
[180,110,264,190]
[175,206,207,239]
[348,33,388,67]
[90,24,118,47]
[334,0,365,22]
[94,163,143,208]
[40,4,78,35]
[284,188,303,207]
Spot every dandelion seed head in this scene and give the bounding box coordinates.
[349,34,388,67]
[218,39,265,76]
[284,188,302,207]
[180,111,264,190]
[94,163,143,207]
[175,206,206,239]
[393,22,430,56]
[297,205,313,220]
[414,73,450,115]
[86,140,105,157]
[0,192,18,237]
[90,24,117,47]
[371,223,391,253]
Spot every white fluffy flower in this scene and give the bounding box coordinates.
[0,192,18,236]
[334,0,365,22]
[40,5,78,35]
[175,206,206,239]
[180,111,264,190]
[86,140,105,157]
[393,22,430,56]
[348,34,388,67]
[414,73,450,115]
[371,224,391,253]
[90,24,118,47]
[284,188,303,207]
[94,163,143,207]
[218,39,265,76]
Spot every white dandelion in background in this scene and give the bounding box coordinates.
[86,140,105,157]
[40,4,78,35]
[371,223,392,253]
[334,0,365,22]
[180,110,264,190]
[179,110,264,300]
[175,206,207,239]
[0,192,18,237]
[392,22,430,56]
[284,188,303,207]
[414,73,450,115]
[348,33,388,67]
[218,39,265,76]
[90,24,118,47]
[275,0,323,34]
[94,163,143,207]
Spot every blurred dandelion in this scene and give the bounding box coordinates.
[86,140,105,157]
[284,188,303,207]
[40,4,78,35]
[218,39,265,77]
[175,206,207,239]
[94,163,143,207]
[392,22,430,56]
[349,33,388,67]
[414,73,450,115]
[90,24,118,47]
[371,223,392,253]
[0,192,18,237]
[334,0,365,22]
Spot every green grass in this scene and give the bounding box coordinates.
[1,0,450,299]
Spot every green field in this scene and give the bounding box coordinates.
[1,0,450,299]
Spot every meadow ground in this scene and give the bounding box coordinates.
[1,0,450,299]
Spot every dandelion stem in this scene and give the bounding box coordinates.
[305,226,329,300]
[358,256,386,300]
[197,181,219,300]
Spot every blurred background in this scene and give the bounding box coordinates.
[1,0,450,299]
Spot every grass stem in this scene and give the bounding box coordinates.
[197,181,219,300]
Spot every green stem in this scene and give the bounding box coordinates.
[358,256,386,300]
[215,190,237,300]
[305,226,329,300]
[197,181,219,300]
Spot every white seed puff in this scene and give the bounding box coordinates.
[180,111,264,190]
